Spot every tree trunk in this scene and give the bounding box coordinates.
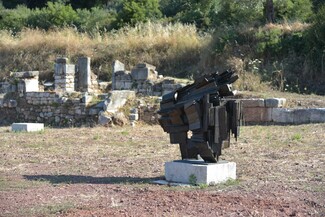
[265,0,275,23]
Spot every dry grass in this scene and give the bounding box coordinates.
[263,21,310,34]
[0,22,205,81]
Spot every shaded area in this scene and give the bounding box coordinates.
[23,175,164,185]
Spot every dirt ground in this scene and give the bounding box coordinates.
[0,123,324,216]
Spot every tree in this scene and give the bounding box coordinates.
[115,0,161,27]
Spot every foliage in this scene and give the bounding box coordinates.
[303,4,325,90]
[0,5,31,32]
[214,0,264,25]
[75,7,116,32]
[273,0,313,22]
[114,0,162,28]
[27,2,78,30]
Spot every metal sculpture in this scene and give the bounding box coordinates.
[158,70,242,162]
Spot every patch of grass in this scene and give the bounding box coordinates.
[188,174,197,185]
[0,176,48,191]
[121,130,129,136]
[21,202,75,217]
[291,133,302,141]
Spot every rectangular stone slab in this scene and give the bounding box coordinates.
[11,123,44,132]
[165,160,236,185]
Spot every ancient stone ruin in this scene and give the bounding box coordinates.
[112,60,185,96]
[0,58,184,127]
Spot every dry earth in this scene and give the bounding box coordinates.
[0,123,324,217]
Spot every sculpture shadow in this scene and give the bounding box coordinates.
[23,175,164,185]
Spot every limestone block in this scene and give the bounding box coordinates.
[310,108,325,123]
[129,114,139,121]
[98,111,112,125]
[113,60,125,73]
[105,90,136,113]
[165,160,236,185]
[241,98,264,108]
[271,108,294,124]
[131,68,150,80]
[136,63,156,70]
[293,109,311,124]
[77,57,91,92]
[243,107,272,122]
[11,123,44,132]
[56,57,68,64]
[265,98,286,108]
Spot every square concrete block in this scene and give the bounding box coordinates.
[243,107,272,122]
[241,98,265,108]
[271,108,294,124]
[265,98,286,108]
[310,108,325,123]
[11,123,44,132]
[293,109,311,124]
[165,160,236,185]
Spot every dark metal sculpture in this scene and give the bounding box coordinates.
[158,70,242,163]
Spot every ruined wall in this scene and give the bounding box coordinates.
[0,92,98,127]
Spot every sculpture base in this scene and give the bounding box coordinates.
[165,160,236,185]
[11,123,44,132]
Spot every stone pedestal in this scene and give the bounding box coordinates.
[11,123,44,132]
[165,160,236,185]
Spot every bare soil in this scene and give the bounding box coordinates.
[0,123,324,216]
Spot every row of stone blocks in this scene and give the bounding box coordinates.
[242,98,325,124]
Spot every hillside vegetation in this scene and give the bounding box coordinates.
[0,0,324,94]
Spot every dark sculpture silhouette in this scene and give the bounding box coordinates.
[158,70,242,162]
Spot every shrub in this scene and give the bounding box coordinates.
[114,0,162,28]
[0,5,31,32]
[27,2,79,30]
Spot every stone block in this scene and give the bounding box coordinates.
[105,90,136,113]
[11,123,44,132]
[113,60,125,73]
[56,57,68,64]
[77,57,91,92]
[293,109,311,124]
[165,160,236,185]
[265,98,286,108]
[241,98,264,108]
[129,114,139,121]
[131,68,150,80]
[136,63,156,70]
[310,108,325,123]
[243,107,272,123]
[271,108,294,124]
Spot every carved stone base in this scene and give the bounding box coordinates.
[11,123,44,132]
[165,160,236,185]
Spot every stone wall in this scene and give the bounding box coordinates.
[0,92,98,127]
[242,98,325,124]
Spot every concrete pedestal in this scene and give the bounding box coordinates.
[11,123,44,132]
[165,160,236,185]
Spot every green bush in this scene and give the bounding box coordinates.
[274,0,313,22]
[304,5,325,84]
[76,7,116,32]
[115,0,161,28]
[27,2,79,30]
[0,5,31,32]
